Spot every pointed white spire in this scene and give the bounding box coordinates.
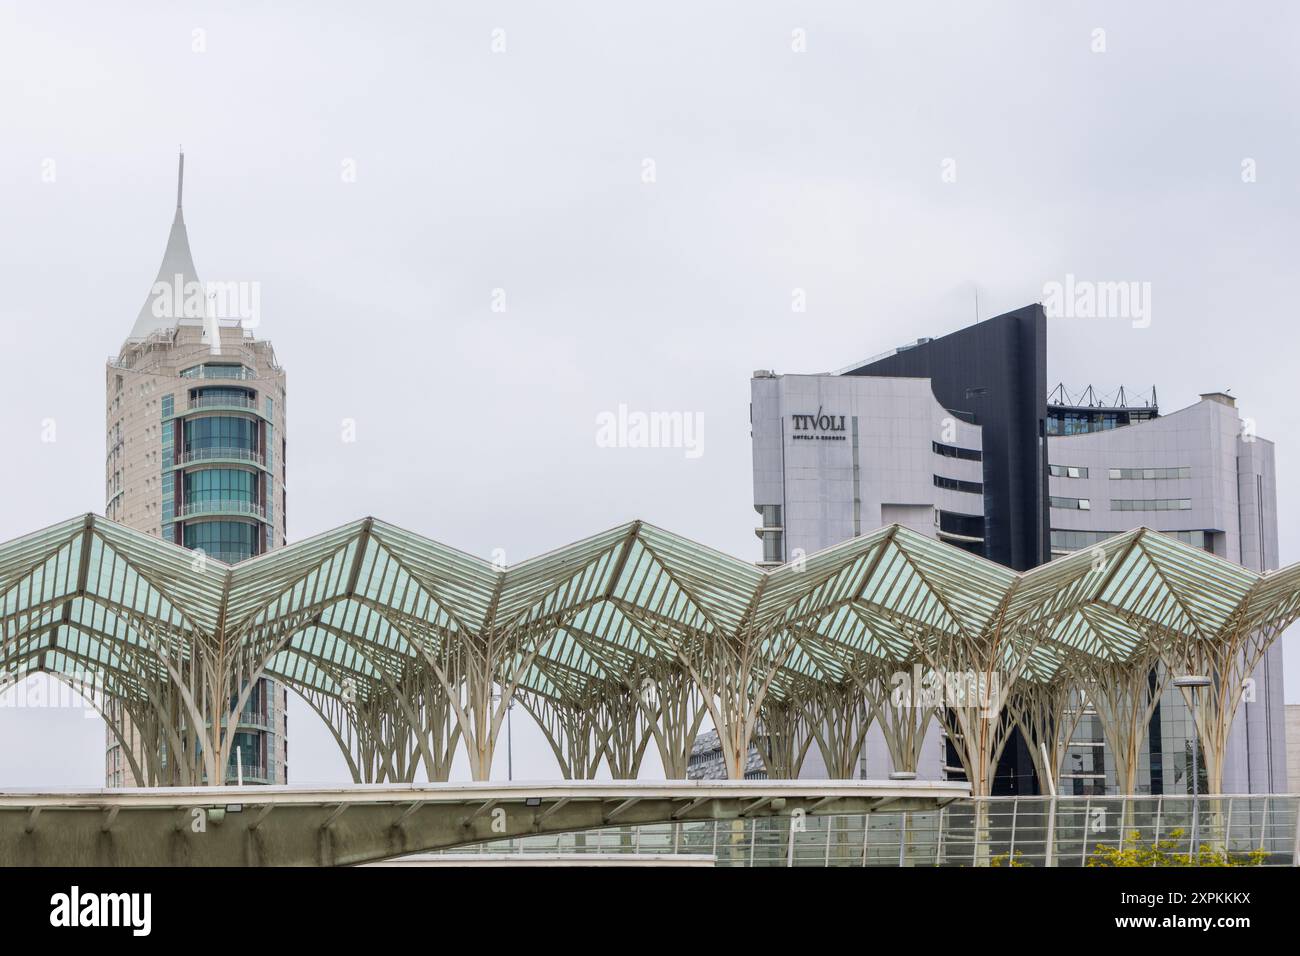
[127,152,205,342]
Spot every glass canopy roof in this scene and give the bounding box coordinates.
[2,514,1297,707]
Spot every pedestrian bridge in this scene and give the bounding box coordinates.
[436,793,1300,867]
[0,779,968,866]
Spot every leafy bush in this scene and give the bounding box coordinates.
[989,849,1028,867]
[1087,829,1268,867]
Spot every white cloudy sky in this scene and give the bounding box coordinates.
[0,1,1297,786]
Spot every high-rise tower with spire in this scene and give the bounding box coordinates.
[104,154,290,786]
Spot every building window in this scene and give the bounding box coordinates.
[934,475,983,495]
[1049,464,1089,478]
[183,415,258,454]
[1050,496,1091,510]
[183,521,260,562]
[755,504,784,564]
[189,386,257,410]
[1111,498,1193,511]
[180,363,252,380]
[1108,466,1191,480]
[932,441,982,462]
[1046,408,1157,436]
[183,468,258,507]
[935,510,985,556]
[1052,529,1208,553]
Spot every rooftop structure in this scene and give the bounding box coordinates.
[2,513,1297,796]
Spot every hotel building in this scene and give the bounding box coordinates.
[731,305,1286,794]
[103,155,290,786]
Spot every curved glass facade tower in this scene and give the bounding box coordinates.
[103,154,290,786]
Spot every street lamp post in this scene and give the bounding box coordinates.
[1173,675,1211,855]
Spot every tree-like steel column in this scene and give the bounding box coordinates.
[754,694,814,779]
[518,687,603,780]
[668,622,798,780]
[1007,673,1087,797]
[1162,617,1288,796]
[802,681,870,779]
[916,627,1029,800]
[916,607,1038,866]
[858,658,935,776]
[637,662,707,779]
[1062,649,1166,803]
[406,671,461,783]
[593,679,654,779]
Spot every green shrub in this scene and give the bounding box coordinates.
[989,850,1028,867]
[1086,829,1268,867]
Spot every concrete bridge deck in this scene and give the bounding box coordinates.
[0,779,970,866]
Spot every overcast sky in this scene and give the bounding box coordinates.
[1,0,1297,786]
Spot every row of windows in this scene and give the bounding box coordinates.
[1051,496,1193,512]
[1046,412,1127,436]
[182,520,261,561]
[189,386,257,406]
[1050,464,1089,479]
[1049,464,1191,480]
[1112,498,1192,511]
[935,509,985,557]
[183,468,259,505]
[183,415,259,452]
[1045,410,1157,436]
[935,509,985,539]
[1051,529,1209,552]
[180,363,253,380]
[932,441,982,462]
[1050,529,1113,551]
[1109,466,1191,480]
[761,531,784,564]
[755,504,783,564]
[1049,496,1091,510]
[933,475,983,495]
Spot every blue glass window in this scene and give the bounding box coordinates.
[183,521,259,562]
[183,416,258,453]
[183,468,257,506]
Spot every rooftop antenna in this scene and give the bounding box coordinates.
[177,147,184,209]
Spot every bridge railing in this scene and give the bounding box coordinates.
[441,795,1300,867]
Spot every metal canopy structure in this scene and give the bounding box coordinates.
[2,514,1298,795]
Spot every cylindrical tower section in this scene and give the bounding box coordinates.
[104,154,290,787]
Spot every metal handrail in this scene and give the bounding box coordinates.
[188,395,258,411]
[177,499,266,519]
[175,447,265,466]
[180,366,255,381]
[446,794,1300,867]
[233,711,272,730]
[225,763,269,782]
